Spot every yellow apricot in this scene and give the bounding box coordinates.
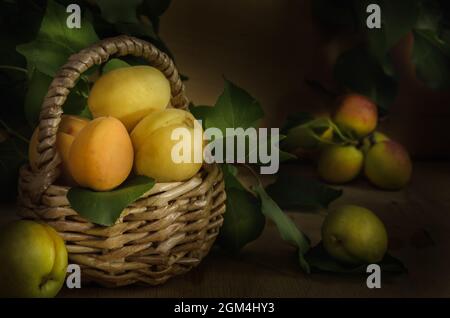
[88,66,171,131]
[28,115,89,185]
[131,109,203,182]
[364,140,412,190]
[58,115,89,136]
[333,94,378,138]
[134,124,202,182]
[318,145,363,184]
[68,117,133,191]
[131,109,196,150]
[55,132,77,185]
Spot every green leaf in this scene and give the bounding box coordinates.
[17,39,71,77]
[189,105,214,127]
[282,117,333,152]
[0,136,28,202]
[140,0,172,32]
[24,70,52,127]
[281,112,314,133]
[191,81,278,166]
[67,176,155,226]
[415,0,443,32]
[63,82,89,117]
[198,79,264,134]
[334,47,398,112]
[353,0,420,61]
[95,0,143,24]
[266,173,342,211]
[218,164,265,252]
[222,164,246,192]
[412,30,450,90]
[24,69,91,126]
[244,134,296,164]
[102,58,131,74]
[253,184,311,273]
[305,242,407,274]
[16,0,99,77]
[141,0,172,18]
[218,188,265,252]
[114,21,157,39]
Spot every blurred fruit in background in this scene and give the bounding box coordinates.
[365,140,413,190]
[361,131,390,154]
[333,94,378,139]
[317,144,363,184]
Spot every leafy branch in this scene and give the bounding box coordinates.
[314,0,450,112]
[191,79,343,273]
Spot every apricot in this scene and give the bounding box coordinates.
[29,115,89,185]
[68,117,133,191]
[333,94,378,138]
[131,109,203,182]
[318,145,363,184]
[364,140,412,190]
[88,66,171,131]
[361,131,389,154]
[131,108,196,150]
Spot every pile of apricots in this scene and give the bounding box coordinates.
[284,94,412,190]
[29,66,203,191]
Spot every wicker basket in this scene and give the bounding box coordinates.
[17,35,227,287]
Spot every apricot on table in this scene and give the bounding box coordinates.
[29,115,90,185]
[68,116,133,191]
[333,94,378,138]
[131,109,203,182]
[317,144,363,184]
[88,66,171,131]
[364,140,412,190]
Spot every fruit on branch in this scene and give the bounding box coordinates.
[131,109,203,182]
[361,131,389,154]
[0,220,68,298]
[68,116,133,191]
[322,205,388,265]
[317,144,363,184]
[88,66,171,131]
[333,94,378,138]
[29,115,90,185]
[364,140,412,190]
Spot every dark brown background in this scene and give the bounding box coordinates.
[160,0,450,159]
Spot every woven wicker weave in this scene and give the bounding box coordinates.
[17,35,226,287]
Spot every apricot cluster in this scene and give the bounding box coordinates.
[317,94,412,190]
[29,66,203,191]
[283,94,412,190]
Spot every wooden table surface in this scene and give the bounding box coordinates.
[1,162,449,298]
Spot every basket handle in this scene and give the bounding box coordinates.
[29,35,189,203]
